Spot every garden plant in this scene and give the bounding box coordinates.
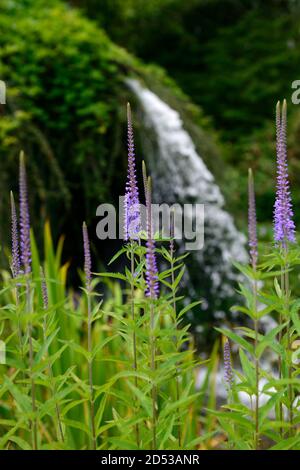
[0,100,300,450]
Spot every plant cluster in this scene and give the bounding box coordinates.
[216,100,300,450]
[0,100,300,450]
[0,104,204,450]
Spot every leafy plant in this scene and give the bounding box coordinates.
[1,97,300,451]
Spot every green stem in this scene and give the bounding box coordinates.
[150,301,157,450]
[42,317,64,442]
[283,245,293,436]
[253,273,259,450]
[26,278,37,450]
[87,292,96,450]
[278,268,284,436]
[170,245,182,448]
[254,321,259,449]
[15,288,26,387]
[130,243,140,447]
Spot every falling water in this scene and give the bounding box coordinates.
[127,79,247,320]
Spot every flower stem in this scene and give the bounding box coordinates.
[130,243,140,447]
[278,268,284,436]
[87,291,96,450]
[170,238,182,448]
[253,274,259,450]
[26,278,37,450]
[41,267,64,442]
[42,320,64,442]
[150,301,157,450]
[15,291,26,388]
[283,245,294,436]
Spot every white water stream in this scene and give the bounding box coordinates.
[128,79,247,315]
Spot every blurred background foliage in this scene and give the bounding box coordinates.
[72,0,300,228]
[0,0,219,275]
[1,0,300,285]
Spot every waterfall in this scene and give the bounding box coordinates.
[127,78,247,320]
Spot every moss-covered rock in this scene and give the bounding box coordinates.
[0,0,223,271]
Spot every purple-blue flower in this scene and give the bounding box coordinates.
[223,339,233,387]
[10,191,21,279]
[40,267,49,309]
[273,100,295,244]
[83,221,92,292]
[248,169,258,267]
[145,177,159,299]
[124,103,140,241]
[19,152,32,274]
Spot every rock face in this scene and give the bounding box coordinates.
[128,79,247,323]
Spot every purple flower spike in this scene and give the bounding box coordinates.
[10,191,21,279]
[40,267,49,309]
[248,169,258,267]
[273,100,296,245]
[223,338,233,387]
[170,209,175,255]
[19,152,31,274]
[124,103,140,241]
[82,222,92,292]
[145,177,159,299]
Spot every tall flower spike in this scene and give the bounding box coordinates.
[170,209,175,254]
[223,338,233,387]
[124,103,140,240]
[142,160,148,204]
[273,100,296,244]
[142,160,149,231]
[10,191,21,279]
[19,152,31,274]
[40,267,49,309]
[145,177,159,299]
[83,222,92,292]
[248,169,258,267]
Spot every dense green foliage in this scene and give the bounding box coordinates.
[2,0,300,242]
[0,0,219,275]
[84,0,297,137]
[0,0,128,256]
[1,152,300,450]
[0,155,209,450]
[0,229,203,449]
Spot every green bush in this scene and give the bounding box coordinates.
[0,0,130,249]
[0,0,220,275]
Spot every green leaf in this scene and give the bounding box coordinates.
[34,328,60,365]
[270,434,300,450]
[126,380,152,417]
[8,436,31,450]
[262,378,300,391]
[215,327,254,355]
[256,322,287,358]
[207,409,253,430]
[4,377,32,414]
[274,277,282,298]
[185,431,217,449]
[172,266,185,290]
[62,418,90,436]
[178,301,201,319]
[94,272,127,281]
[108,247,127,265]
[239,349,255,387]
[291,300,300,336]
[95,394,108,430]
